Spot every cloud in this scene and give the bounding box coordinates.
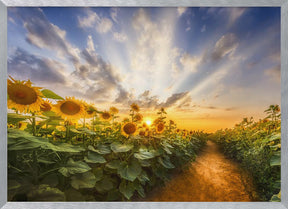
[208,33,238,62]
[10,8,80,64]
[128,8,180,98]
[160,92,190,108]
[265,65,280,83]
[87,35,95,52]
[228,8,246,26]
[78,9,99,28]
[96,18,113,33]
[78,9,113,34]
[113,32,127,42]
[8,48,67,84]
[179,53,200,73]
[177,7,187,17]
[110,8,119,23]
[71,35,125,102]
[114,88,191,110]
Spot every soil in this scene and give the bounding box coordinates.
[145,141,258,202]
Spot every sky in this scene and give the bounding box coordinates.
[7,7,281,132]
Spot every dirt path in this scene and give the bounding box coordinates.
[146,141,257,202]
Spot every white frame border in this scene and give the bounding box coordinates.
[0,0,287,209]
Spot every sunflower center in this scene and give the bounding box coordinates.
[157,123,165,132]
[60,101,81,115]
[8,84,38,105]
[139,130,145,136]
[102,112,111,119]
[123,123,136,135]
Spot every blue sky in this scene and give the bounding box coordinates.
[7,7,280,131]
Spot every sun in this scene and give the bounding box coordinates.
[145,120,152,126]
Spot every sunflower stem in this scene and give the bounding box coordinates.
[32,112,36,136]
[83,117,86,144]
[131,110,134,122]
[65,121,70,142]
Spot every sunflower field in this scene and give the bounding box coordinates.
[7,76,208,201]
[211,105,281,201]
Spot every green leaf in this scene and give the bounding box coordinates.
[162,142,174,149]
[88,144,111,155]
[95,176,114,193]
[119,181,135,200]
[41,89,64,100]
[106,160,122,169]
[58,158,91,177]
[138,159,151,167]
[70,128,82,134]
[8,113,30,124]
[77,127,96,135]
[134,148,155,160]
[84,151,106,164]
[111,142,134,153]
[269,133,281,142]
[158,156,175,169]
[137,171,150,184]
[92,167,103,182]
[41,174,59,187]
[27,185,65,201]
[270,151,281,167]
[71,171,97,190]
[51,143,85,153]
[65,188,85,201]
[133,180,145,198]
[37,158,56,164]
[106,189,122,201]
[8,129,84,152]
[118,158,142,181]
[271,191,281,202]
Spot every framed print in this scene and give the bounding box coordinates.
[0,0,288,209]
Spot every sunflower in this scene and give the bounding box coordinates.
[8,124,15,128]
[176,129,180,133]
[122,117,130,122]
[7,76,43,113]
[109,106,119,115]
[18,122,28,130]
[100,111,112,121]
[155,123,165,134]
[121,122,137,138]
[274,105,280,113]
[153,118,161,125]
[84,103,97,118]
[54,97,85,120]
[40,101,53,112]
[139,129,146,136]
[130,103,140,112]
[134,113,143,122]
[105,126,112,131]
[182,131,188,139]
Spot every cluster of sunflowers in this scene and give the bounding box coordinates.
[7,76,196,141]
[7,76,209,202]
